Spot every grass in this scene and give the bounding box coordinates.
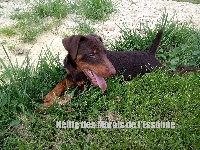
[73,21,96,35]
[74,0,115,21]
[0,27,17,36]
[173,0,200,4]
[0,15,200,149]
[32,0,71,18]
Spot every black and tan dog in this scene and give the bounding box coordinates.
[42,30,198,107]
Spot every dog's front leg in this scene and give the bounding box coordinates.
[42,76,74,107]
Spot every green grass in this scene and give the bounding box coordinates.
[73,21,96,35]
[73,0,115,21]
[0,17,200,149]
[32,0,72,18]
[173,0,200,4]
[0,27,17,36]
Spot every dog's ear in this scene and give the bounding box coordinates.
[62,35,85,60]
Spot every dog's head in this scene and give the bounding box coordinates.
[62,34,116,92]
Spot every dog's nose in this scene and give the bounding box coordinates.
[109,68,116,76]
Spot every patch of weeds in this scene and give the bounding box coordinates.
[0,46,65,126]
[16,18,53,43]
[11,0,71,20]
[0,40,7,45]
[74,0,115,21]
[25,0,31,3]
[14,8,21,12]
[9,0,72,43]
[62,32,70,38]
[73,21,96,34]
[33,0,70,19]
[172,0,200,4]
[7,44,16,51]
[0,27,17,36]
[110,13,200,69]
[11,17,52,43]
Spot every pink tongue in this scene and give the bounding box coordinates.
[93,73,107,93]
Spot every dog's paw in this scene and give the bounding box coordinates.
[35,102,52,113]
[42,102,52,107]
[44,93,54,102]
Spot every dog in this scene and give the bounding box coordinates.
[41,30,198,107]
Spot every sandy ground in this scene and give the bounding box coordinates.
[0,0,200,68]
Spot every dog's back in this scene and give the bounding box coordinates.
[107,30,163,80]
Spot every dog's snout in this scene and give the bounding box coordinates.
[110,68,116,76]
[106,66,116,77]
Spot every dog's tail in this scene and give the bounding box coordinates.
[149,30,163,55]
